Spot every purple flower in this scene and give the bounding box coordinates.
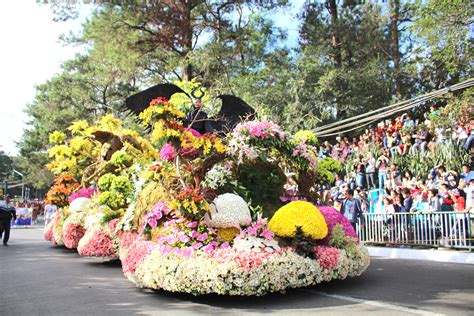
[159,143,176,162]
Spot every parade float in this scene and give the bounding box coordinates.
[43,83,369,296]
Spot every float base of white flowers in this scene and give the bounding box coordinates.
[127,243,369,296]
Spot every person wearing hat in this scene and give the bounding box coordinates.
[0,194,16,246]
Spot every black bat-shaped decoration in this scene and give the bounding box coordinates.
[124,83,190,116]
[123,83,257,134]
[213,95,257,133]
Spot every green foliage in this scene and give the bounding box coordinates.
[110,151,132,169]
[316,157,341,184]
[411,0,472,79]
[235,160,286,218]
[329,224,357,250]
[391,144,472,179]
[97,173,133,210]
[97,173,115,191]
[100,207,125,225]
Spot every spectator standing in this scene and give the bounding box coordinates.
[0,195,16,246]
[387,164,402,190]
[427,189,440,212]
[355,156,366,189]
[341,189,363,230]
[365,152,377,189]
[464,179,473,211]
[376,150,390,189]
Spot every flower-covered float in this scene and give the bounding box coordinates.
[43,83,369,296]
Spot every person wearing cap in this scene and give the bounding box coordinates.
[0,194,16,246]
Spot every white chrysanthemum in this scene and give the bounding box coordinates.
[69,197,93,213]
[205,193,251,228]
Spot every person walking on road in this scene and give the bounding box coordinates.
[44,200,58,227]
[0,195,16,246]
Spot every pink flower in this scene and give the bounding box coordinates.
[148,217,158,228]
[186,221,197,228]
[260,228,274,240]
[63,223,86,249]
[159,143,176,161]
[161,244,172,255]
[196,233,208,242]
[317,206,358,244]
[189,230,199,239]
[219,242,230,249]
[179,234,190,243]
[122,240,153,273]
[315,246,340,270]
[181,247,193,257]
[246,226,257,236]
[207,227,217,234]
[203,244,215,253]
[191,242,203,249]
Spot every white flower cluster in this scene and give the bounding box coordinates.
[233,236,280,253]
[203,164,233,190]
[204,193,251,228]
[62,212,85,228]
[128,244,370,296]
[69,197,93,213]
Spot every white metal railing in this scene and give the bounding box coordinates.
[357,212,473,250]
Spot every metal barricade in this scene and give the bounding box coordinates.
[357,212,473,250]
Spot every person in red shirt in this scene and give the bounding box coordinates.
[450,189,466,211]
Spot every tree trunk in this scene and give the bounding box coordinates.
[390,0,402,98]
[182,0,194,81]
[328,0,341,67]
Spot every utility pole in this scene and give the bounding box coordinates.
[12,169,24,200]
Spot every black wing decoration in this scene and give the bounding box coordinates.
[123,83,257,134]
[213,95,257,133]
[124,83,190,116]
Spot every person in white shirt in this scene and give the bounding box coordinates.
[44,201,58,227]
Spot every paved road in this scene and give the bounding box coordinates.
[1,224,473,316]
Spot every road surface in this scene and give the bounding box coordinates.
[1,223,472,315]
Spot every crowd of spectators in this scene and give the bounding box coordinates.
[317,106,473,215]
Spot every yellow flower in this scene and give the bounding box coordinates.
[49,131,66,144]
[268,201,328,240]
[217,227,240,242]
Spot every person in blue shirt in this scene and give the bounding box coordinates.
[340,189,363,230]
[460,164,474,183]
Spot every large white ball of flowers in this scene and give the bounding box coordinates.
[205,193,251,228]
[69,197,93,213]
